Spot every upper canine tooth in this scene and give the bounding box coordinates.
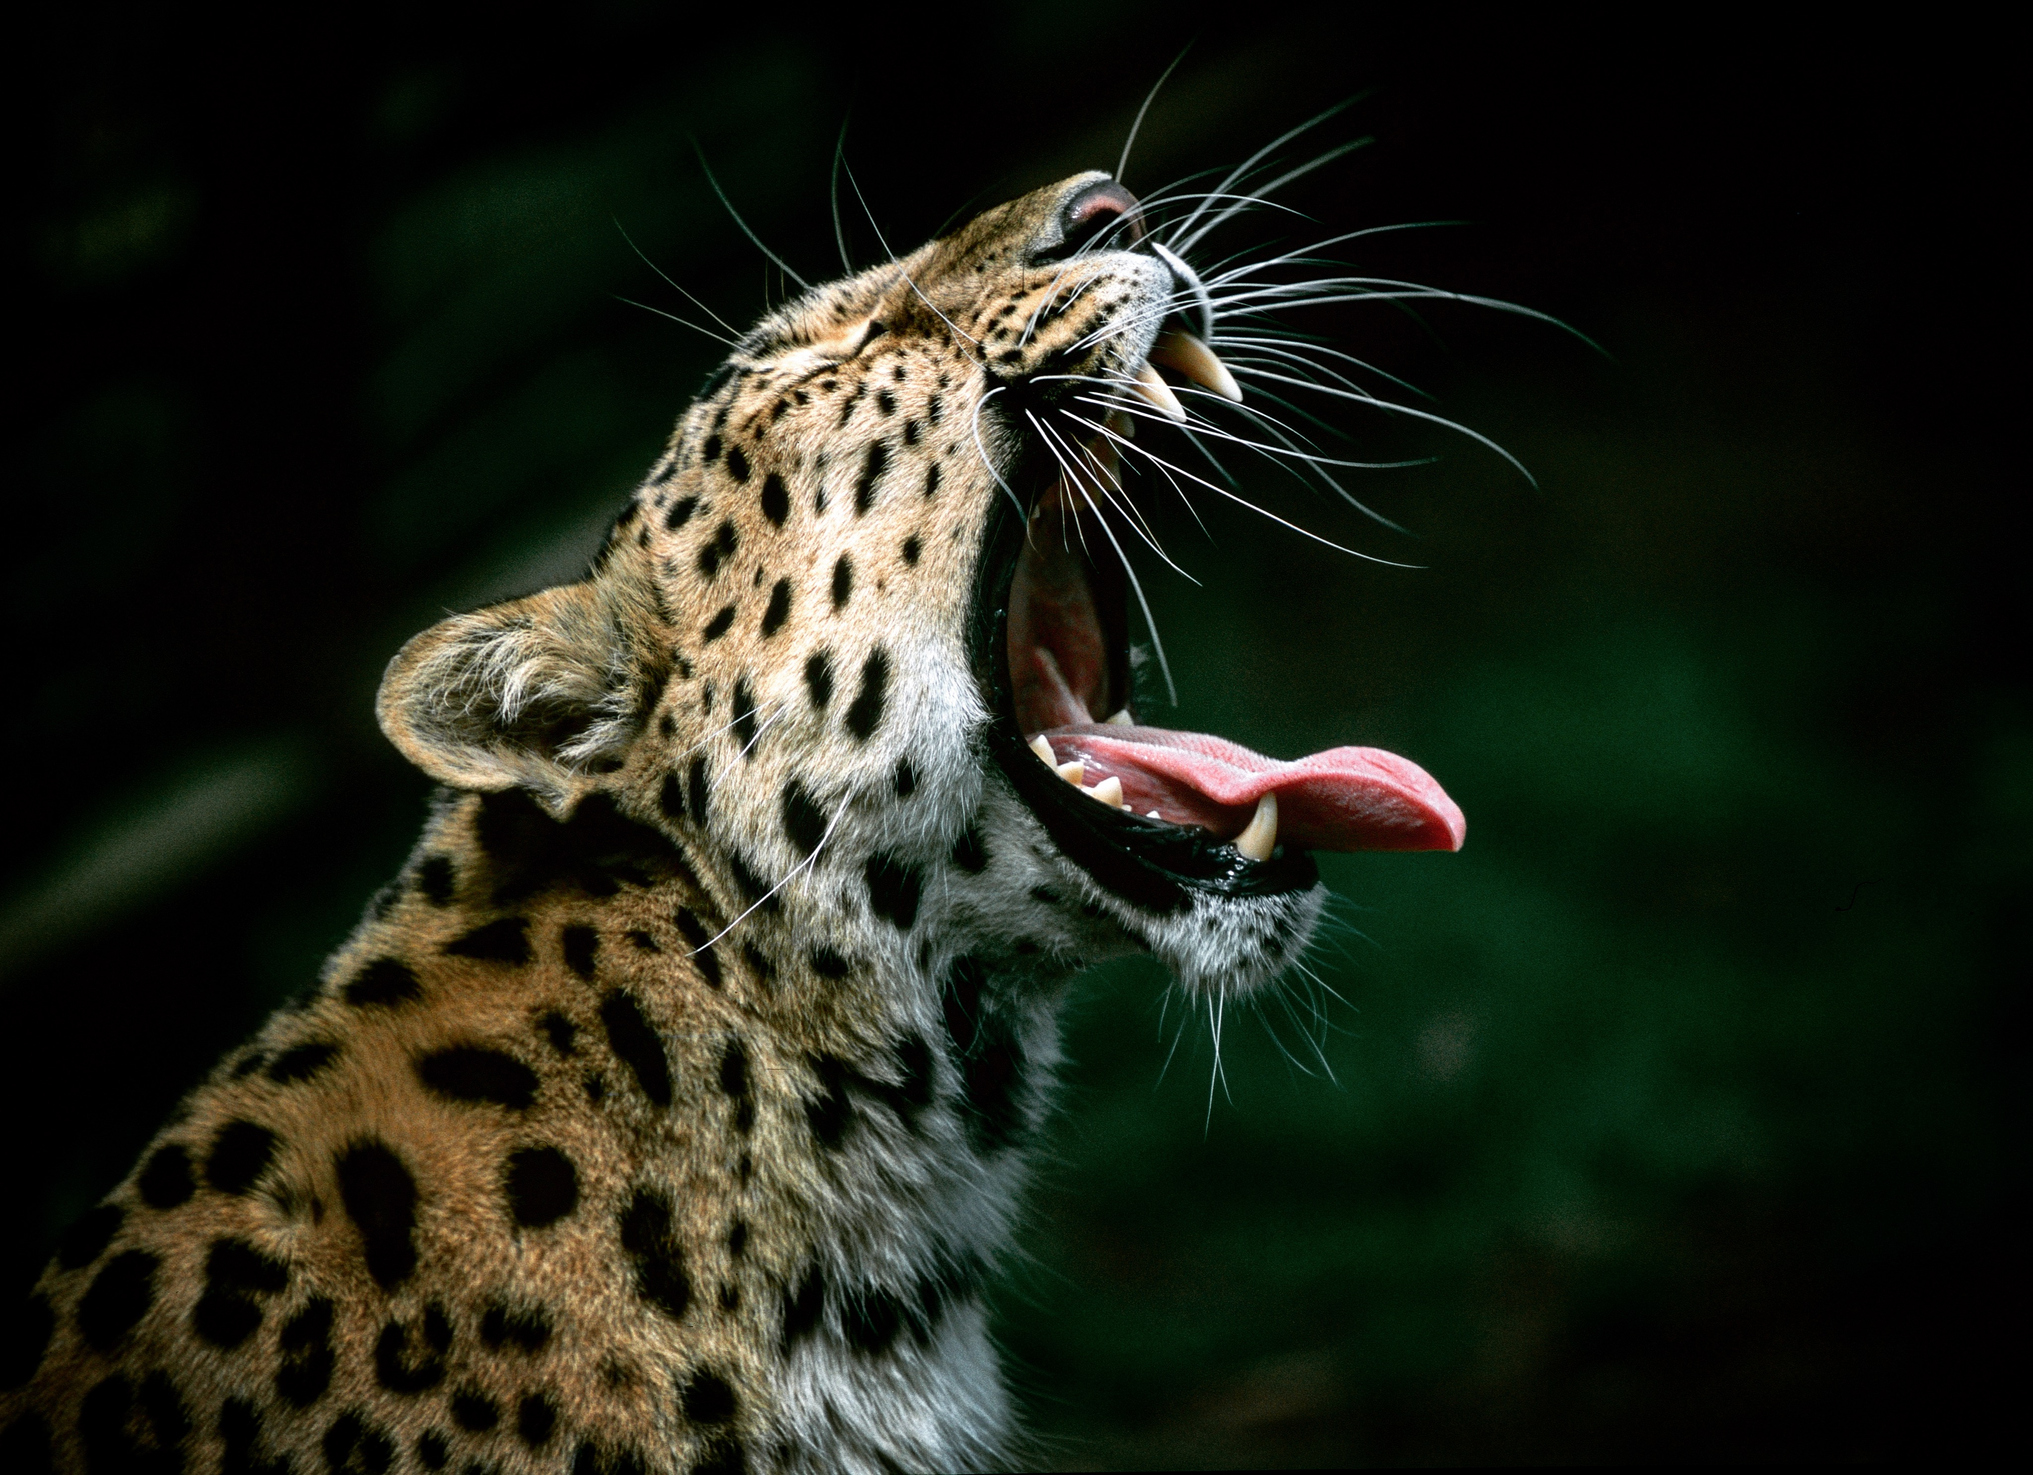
[1105,708,1133,725]
[1234,791,1279,862]
[1149,329,1243,404]
[1089,776,1124,808]
[1030,734,1057,766]
[1130,362,1187,423]
[1055,760,1086,786]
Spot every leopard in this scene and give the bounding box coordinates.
[1,167,1468,1475]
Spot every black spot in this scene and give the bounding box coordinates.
[505,1147,580,1228]
[903,418,921,445]
[323,1410,396,1475]
[924,462,941,498]
[727,1220,749,1259]
[702,604,737,642]
[345,957,423,1008]
[895,1033,935,1110]
[718,1283,740,1313]
[781,1267,826,1349]
[599,991,672,1107]
[276,1297,337,1407]
[830,556,852,610]
[731,679,757,752]
[891,757,917,798]
[424,1302,452,1351]
[78,1249,157,1351]
[664,495,699,531]
[219,1396,288,1475]
[687,755,711,825]
[724,849,779,912]
[805,1056,852,1149]
[627,929,660,952]
[719,1040,749,1099]
[231,1050,267,1079]
[418,1047,539,1110]
[267,1040,339,1084]
[804,650,834,708]
[480,1301,552,1354]
[618,1189,690,1321]
[417,855,456,905]
[208,1119,279,1195]
[863,851,923,930]
[854,442,888,514]
[741,942,775,985]
[760,578,791,636]
[193,1236,290,1349]
[335,1141,419,1289]
[517,1393,558,1448]
[842,1286,904,1355]
[659,770,686,823]
[701,434,722,464]
[2,1293,53,1390]
[876,389,896,416]
[451,1390,498,1431]
[951,826,988,873]
[417,1430,450,1470]
[561,924,599,981]
[374,1318,447,1395]
[759,473,788,525]
[681,1369,738,1424]
[0,1410,50,1475]
[538,1011,578,1055]
[79,1371,190,1475]
[445,917,532,965]
[781,781,828,858]
[673,909,722,987]
[137,1143,196,1209]
[902,535,921,565]
[1029,884,1061,906]
[845,650,888,740]
[725,446,750,482]
[809,947,851,979]
[56,1203,124,1271]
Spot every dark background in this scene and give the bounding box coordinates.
[7,4,2018,1465]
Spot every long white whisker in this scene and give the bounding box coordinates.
[612,296,741,349]
[1167,100,1360,248]
[613,220,743,338]
[1233,365,1537,486]
[1174,138,1374,255]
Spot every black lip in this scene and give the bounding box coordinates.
[967,452,1318,916]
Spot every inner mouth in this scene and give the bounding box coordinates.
[976,354,1467,914]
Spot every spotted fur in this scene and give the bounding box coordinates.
[1,172,1326,1475]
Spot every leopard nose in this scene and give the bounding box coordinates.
[1059,179,1145,253]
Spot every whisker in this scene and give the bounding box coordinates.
[612,219,743,339]
[1233,364,1537,486]
[1116,45,1192,186]
[692,140,811,292]
[612,295,741,349]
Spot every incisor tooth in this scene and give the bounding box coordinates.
[1130,362,1187,423]
[1105,708,1133,725]
[1089,776,1124,808]
[1234,791,1279,862]
[1029,734,1056,765]
[1146,809,1162,820]
[1149,329,1243,403]
[1056,760,1085,786]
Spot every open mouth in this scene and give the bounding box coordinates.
[974,339,1467,915]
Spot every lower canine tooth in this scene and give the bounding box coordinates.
[1056,760,1085,786]
[1105,708,1133,725]
[1149,329,1243,403]
[1089,776,1124,807]
[1234,791,1279,862]
[1030,734,1056,766]
[1130,362,1187,423]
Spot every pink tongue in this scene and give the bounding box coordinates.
[1044,724,1466,853]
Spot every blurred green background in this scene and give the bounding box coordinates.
[7,5,2016,1465]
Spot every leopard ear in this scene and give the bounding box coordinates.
[376,580,637,816]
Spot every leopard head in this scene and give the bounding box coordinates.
[375,170,1464,1002]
